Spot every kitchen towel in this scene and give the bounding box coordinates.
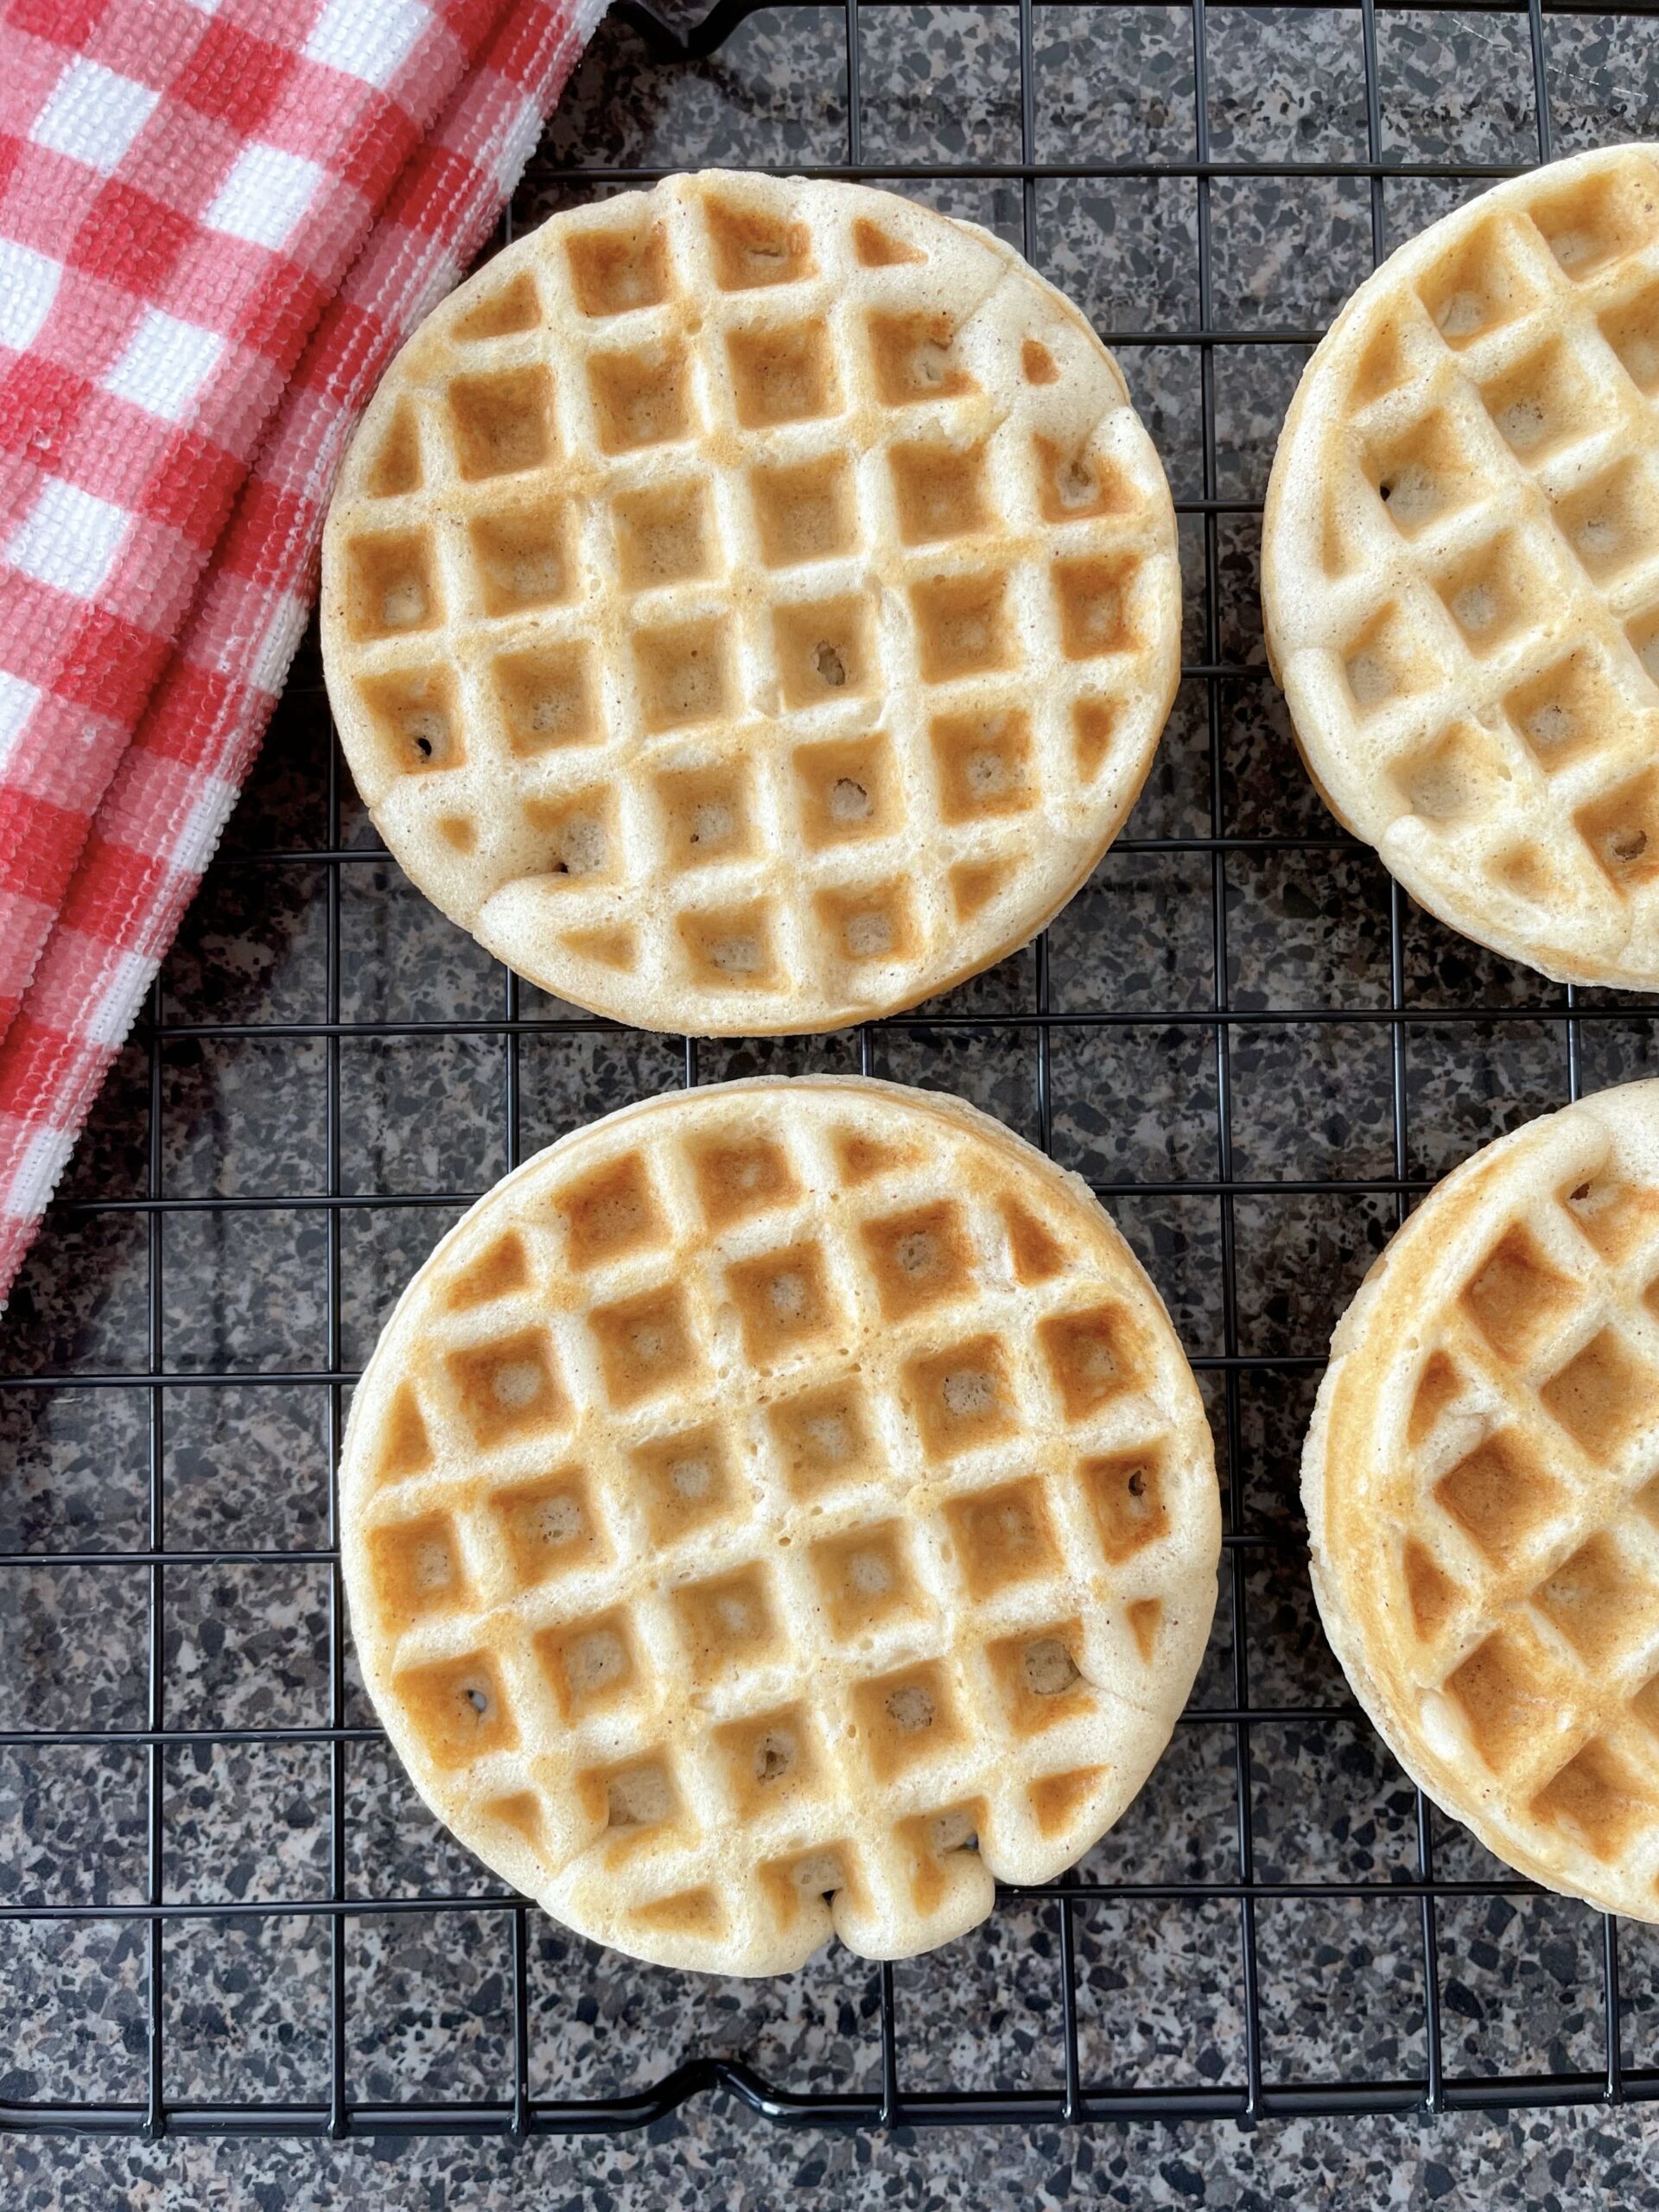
[0,0,605,1306]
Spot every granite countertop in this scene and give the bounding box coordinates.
[7,3,1659,2204]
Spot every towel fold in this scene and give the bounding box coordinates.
[0,0,605,1305]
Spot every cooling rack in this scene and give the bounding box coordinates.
[5,0,1659,2143]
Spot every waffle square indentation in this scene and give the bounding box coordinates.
[1539,1327,1659,1458]
[1534,1535,1659,1669]
[809,1521,926,1637]
[851,1662,963,1780]
[686,1132,799,1228]
[1077,1446,1170,1564]
[588,342,690,452]
[449,366,554,481]
[394,1654,518,1769]
[554,1152,668,1271]
[705,194,816,291]
[749,454,856,568]
[724,1240,840,1364]
[793,735,898,848]
[1038,1302,1145,1421]
[588,1286,702,1407]
[768,1379,882,1497]
[909,570,1014,683]
[612,479,717,592]
[633,618,734,733]
[860,1201,976,1320]
[368,1513,471,1628]
[490,1471,606,1589]
[905,1335,1018,1458]
[1052,554,1138,660]
[1460,1226,1580,1362]
[566,219,669,317]
[727,320,838,426]
[469,506,570,615]
[491,643,600,754]
[930,708,1033,821]
[632,1426,743,1547]
[889,440,992,545]
[942,1476,1062,1598]
[813,880,918,967]
[359,665,461,776]
[672,1567,779,1681]
[345,530,439,640]
[772,594,877,709]
[1435,1429,1563,1568]
[1530,168,1659,282]
[867,311,976,406]
[653,760,755,872]
[537,1608,640,1719]
[445,1328,568,1446]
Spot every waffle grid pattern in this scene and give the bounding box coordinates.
[342,1082,1217,1973]
[16,0,1659,2147]
[1312,1084,1659,1918]
[321,173,1179,1033]
[1267,147,1659,988]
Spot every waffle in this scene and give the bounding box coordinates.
[319,173,1180,1034]
[339,1077,1218,1974]
[1305,1077,1659,1920]
[1263,143,1659,990]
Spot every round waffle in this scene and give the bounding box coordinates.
[320,172,1180,1034]
[1305,1078,1659,1920]
[1263,144,1659,989]
[340,1077,1218,1973]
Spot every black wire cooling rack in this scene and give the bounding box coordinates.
[6,0,1659,2145]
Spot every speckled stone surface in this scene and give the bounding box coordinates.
[8,3,1659,2202]
[7,2106,1659,2208]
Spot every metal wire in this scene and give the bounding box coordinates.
[4,0,1658,2142]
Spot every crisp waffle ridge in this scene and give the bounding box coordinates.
[339,1077,1218,1974]
[320,173,1180,1034]
[1304,1077,1659,1919]
[1263,144,1659,988]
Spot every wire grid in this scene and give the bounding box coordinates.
[4,0,1659,2140]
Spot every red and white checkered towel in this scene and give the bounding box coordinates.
[0,0,604,1306]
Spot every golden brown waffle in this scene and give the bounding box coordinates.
[1263,145,1659,988]
[340,1077,1218,1973]
[1305,1078,1659,1919]
[320,173,1180,1034]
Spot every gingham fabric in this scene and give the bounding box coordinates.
[0,0,605,1306]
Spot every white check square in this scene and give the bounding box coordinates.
[204,143,325,251]
[0,670,39,770]
[0,238,60,352]
[305,0,429,86]
[104,309,225,425]
[8,480,131,601]
[29,60,158,174]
